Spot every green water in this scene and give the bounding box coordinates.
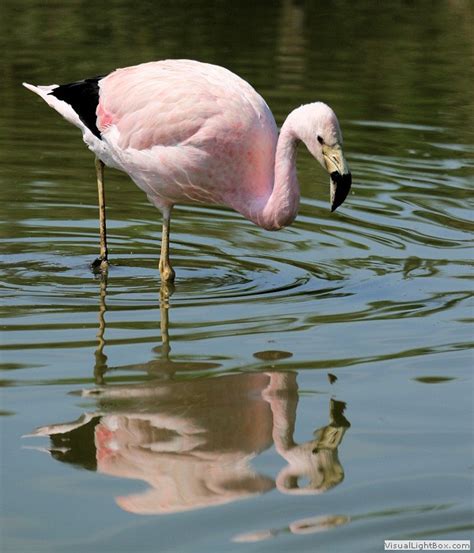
[1,1,473,552]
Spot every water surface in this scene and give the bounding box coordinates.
[1,1,473,552]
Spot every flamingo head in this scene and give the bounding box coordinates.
[294,102,352,212]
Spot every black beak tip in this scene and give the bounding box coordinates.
[330,172,352,212]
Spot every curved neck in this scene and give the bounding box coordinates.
[253,116,301,231]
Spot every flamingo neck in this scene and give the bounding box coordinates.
[256,116,300,231]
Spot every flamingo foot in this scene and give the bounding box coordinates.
[159,262,175,284]
[91,256,109,273]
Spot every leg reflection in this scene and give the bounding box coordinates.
[94,276,108,385]
[159,281,174,361]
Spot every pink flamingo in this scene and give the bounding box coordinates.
[24,60,351,283]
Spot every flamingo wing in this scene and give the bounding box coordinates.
[98,60,266,151]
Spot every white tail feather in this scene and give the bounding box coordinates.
[22,82,58,97]
[23,81,86,132]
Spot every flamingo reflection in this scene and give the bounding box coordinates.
[26,281,350,515]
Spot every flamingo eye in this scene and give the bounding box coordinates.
[317,135,324,145]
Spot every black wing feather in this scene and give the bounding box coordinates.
[49,76,104,139]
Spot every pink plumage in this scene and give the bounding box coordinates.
[98,61,278,223]
[24,59,351,282]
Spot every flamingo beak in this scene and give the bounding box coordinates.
[323,144,352,212]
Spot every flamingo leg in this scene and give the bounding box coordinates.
[159,206,175,283]
[92,157,109,271]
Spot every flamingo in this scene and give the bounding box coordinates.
[23,60,351,283]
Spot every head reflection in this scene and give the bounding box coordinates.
[28,280,350,515]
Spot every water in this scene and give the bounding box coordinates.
[1,1,473,552]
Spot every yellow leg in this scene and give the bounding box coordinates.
[159,207,175,283]
[93,157,108,271]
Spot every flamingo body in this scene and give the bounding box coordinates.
[98,61,278,219]
[24,60,352,280]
